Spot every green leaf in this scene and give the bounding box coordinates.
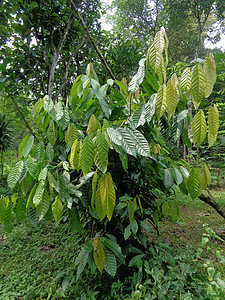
[52,195,63,222]
[180,166,189,178]
[187,168,203,199]
[208,105,219,148]
[180,67,192,98]
[18,136,29,157]
[27,204,39,227]
[33,182,45,207]
[191,110,207,145]
[36,189,50,221]
[4,200,13,233]
[94,130,109,173]
[87,114,101,138]
[128,201,136,225]
[191,64,205,110]
[155,84,167,119]
[104,249,117,277]
[173,167,183,185]
[34,141,45,160]
[129,254,145,267]
[153,209,159,225]
[47,171,56,188]
[7,161,24,190]
[145,94,156,123]
[102,237,122,257]
[27,157,39,179]
[164,169,174,188]
[69,139,81,172]
[22,136,34,158]
[128,58,146,93]
[91,170,98,209]
[202,163,211,189]
[80,136,94,175]
[76,247,89,280]
[38,167,48,182]
[0,196,6,224]
[46,143,54,161]
[204,53,216,98]
[15,197,26,223]
[129,104,146,128]
[154,30,165,53]
[132,129,150,157]
[124,224,131,240]
[70,207,83,233]
[118,127,137,157]
[47,120,58,146]
[106,128,122,146]
[65,123,78,148]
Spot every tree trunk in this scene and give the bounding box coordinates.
[1,149,3,176]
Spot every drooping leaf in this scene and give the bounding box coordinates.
[93,238,105,274]
[128,201,136,225]
[95,172,116,221]
[154,30,165,54]
[155,84,167,119]
[187,168,203,199]
[164,169,174,188]
[129,104,146,128]
[33,182,45,207]
[0,196,6,224]
[166,78,178,121]
[7,161,24,190]
[106,128,122,146]
[65,123,78,148]
[27,204,39,226]
[204,53,216,98]
[70,139,80,171]
[47,171,56,188]
[191,64,205,110]
[36,189,50,221]
[70,207,83,233]
[180,67,192,98]
[173,167,183,185]
[94,130,109,173]
[52,195,63,222]
[104,249,117,277]
[118,127,137,157]
[22,136,34,158]
[91,170,98,209]
[27,157,39,179]
[87,114,101,138]
[128,58,146,93]
[34,141,45,160]
[46,143,54,161]
[191,110,207,145]
[145,94,156,123]
[208,104,219,148]
[38,167,48,182]
[18,136,29,157]
[75,247,89,280]
[4,199,13,233]
[80,136,94,175]
[15,197,26,223]
[47,120,58,146]
[132,129,150,157]
[202,163,211,190]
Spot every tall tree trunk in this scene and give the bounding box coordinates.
[1,149,3,176]
[70,0,116,81]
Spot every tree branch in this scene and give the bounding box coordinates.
[54,36,86,101]
[199,189,225,219]
[48,14,75,99]
[11,98,39,143]
[70,0,117,81]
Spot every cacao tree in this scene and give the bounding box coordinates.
[0,28,222,280]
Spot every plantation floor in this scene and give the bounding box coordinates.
[0,188,224,299]
[152,188,225,252]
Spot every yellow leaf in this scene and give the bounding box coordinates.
[93,238,105,274]
[208,105,219,148]
[191,110,207,145]
[155,84,167,119]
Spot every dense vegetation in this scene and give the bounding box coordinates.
[0,0,225,299]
